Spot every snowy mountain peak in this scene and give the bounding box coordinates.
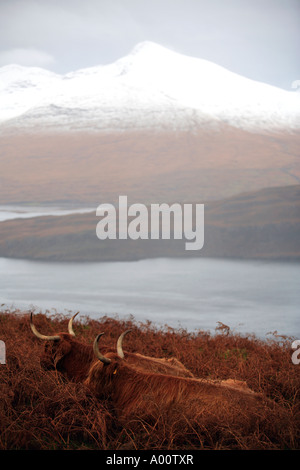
[129,41,177,59]
[114,41,198,79]
[109,41,176,78]
[0,42,299,133]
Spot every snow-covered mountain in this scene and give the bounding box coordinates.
[0,41,299,133]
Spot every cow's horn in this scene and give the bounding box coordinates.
[30,312,60,341]
[68,312,79,336]
[93,333,111,364]
[117,329,132,359]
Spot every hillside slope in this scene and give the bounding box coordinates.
[0,184,299,261]
[1,128,300,205]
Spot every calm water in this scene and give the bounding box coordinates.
[0,206,94,222]
[0,256,299,338]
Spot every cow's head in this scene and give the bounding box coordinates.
[83,332,126,397]
[30,312,95,381]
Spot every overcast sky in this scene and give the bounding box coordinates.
[0,0,299,90]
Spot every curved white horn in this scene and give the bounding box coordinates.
[30,312,60,341]
[116,329,132,359]
[93,333,112,364]
[68,312,79,336]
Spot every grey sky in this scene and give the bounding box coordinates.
[0,0,299,90]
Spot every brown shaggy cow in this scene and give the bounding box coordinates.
[84,333,284,431]
[30,314,194,381]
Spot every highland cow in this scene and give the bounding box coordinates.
[30,314,194,381]
[84,333,283,431]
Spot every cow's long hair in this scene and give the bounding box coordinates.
[84,352,274,424]
[122,352,194,377]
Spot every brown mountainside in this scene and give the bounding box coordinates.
[0,126,299,205]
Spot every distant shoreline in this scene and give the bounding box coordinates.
[0,184,299,262]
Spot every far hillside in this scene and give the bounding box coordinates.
[0,184,299,261]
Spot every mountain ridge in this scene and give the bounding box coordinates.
[1,41,299,133]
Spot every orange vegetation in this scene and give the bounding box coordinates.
[0,309,299,450]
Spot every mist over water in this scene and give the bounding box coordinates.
[0,256,299,338]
